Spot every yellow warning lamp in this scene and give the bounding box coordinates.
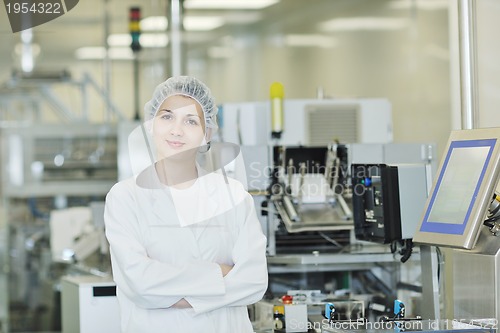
[270,82,284,139]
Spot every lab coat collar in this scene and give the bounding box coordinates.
[147,165,220,228]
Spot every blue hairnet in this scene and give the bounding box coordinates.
[144,76,218,130]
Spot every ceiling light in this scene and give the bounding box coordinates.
[319,17,409,31]
[75,47,106,60]
[184,16,224,31]
[208,46,234,58]
[108,48,134,60]
[140,34,168,47]
[388,0,449,10]
[20,28,33,43]
[14,43,41,56]
[107,34,130,47]
[108,34,168,48]
[130,15,226,33]
[75,47,134,60]
[223,12,261,25]
[285,34,337,48]
[184,0,279,10]
[141,16,168,31]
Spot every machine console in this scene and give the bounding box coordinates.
[414,128,500,249]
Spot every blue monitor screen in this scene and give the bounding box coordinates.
[420,139,497,235]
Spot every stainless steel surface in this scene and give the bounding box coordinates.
[267,247,419,273]
[458,0,479,130]
[299,203,348,225]
[0,72,125,123]
[348,143,438,178]
[275,198,353,233]
[267,204,277,257]
[169,0,184,77]
[452,228,500,321]
[2,124,118,197]
[221,99,393,147]
[396,164,429,240]
[382,143,438,180]
[102,0,111,122]
[4,182,116,198]
[420,245,440,320]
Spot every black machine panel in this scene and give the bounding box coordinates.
[351,164,402,243]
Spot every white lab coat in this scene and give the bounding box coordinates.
[104,165,268,333]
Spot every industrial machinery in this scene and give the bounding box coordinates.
[414,127,500,322]
[0,124,117,332]
[269,144,352,235]
[221,95,436,258]
[0,70,125,124]
[252,290,365,333]
[220,98,393,146]
[61,275,119,333]
[351,163,430,262]
[252,141,437,323]
[264,142,436,256]
[0,69,125,332]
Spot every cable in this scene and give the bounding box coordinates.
[318,231,343,248]
[390,241,397,254]
[484,221,495,228]
[484,215,500,224]
[399,239,413,263]
[435,246,442,282]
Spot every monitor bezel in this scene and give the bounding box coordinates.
[413,128,500,249]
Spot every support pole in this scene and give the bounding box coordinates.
[133,55,140,120]
[103,0,112,122]
[458,0,478,130]
[419,245,440,320]
[168,0,184,76]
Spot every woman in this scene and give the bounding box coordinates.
[104,76,268,333]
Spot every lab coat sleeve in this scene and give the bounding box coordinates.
[104,181,226,309]
[185,194,268,314]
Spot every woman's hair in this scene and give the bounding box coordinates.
[144,76,218,131]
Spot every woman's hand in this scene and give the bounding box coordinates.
[218,263,233,277]
[171,298,192,309]
[170,264,232,309]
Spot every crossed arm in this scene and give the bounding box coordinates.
[104,183,268,314]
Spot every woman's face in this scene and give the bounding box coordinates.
[152,95,205,161]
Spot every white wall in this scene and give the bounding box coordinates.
[200,4,452,158]
[476,0,500,128]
